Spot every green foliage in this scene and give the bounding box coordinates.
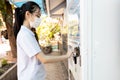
[36,17,60,44]
[0,0,13,22]
[0,0,6,10]
[0,19,3,26]
[1,59,8,66]
[0,0,6,15]
[0,69,4,75]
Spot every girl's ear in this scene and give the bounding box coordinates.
[25,11,31,19]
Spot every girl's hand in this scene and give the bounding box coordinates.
[67,52,73,58]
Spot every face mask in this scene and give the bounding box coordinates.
[30,17,41,28]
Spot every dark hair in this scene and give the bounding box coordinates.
[31,28,39,41]
[14,1,41,39]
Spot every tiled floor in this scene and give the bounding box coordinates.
[44,51,68,80]
[45,62,68,80]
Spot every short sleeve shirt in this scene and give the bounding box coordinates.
[17,25,46,80]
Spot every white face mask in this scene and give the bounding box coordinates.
[30,17,41,28]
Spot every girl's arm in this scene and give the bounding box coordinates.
[35,52,72,64]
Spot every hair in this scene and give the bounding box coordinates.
[31,28,39,41]
[14,1,41,39]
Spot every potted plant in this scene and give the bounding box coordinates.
[36,17,60,54]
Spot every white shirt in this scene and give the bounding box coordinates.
[17,25,46,80]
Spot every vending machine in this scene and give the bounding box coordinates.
[66,0,81,80]
[66,0,120,80]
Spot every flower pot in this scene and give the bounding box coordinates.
[41,45,52,54]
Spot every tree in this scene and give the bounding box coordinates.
[0,0,17,58]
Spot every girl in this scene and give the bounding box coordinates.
[14,1,72,80]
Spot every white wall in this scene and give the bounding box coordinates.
[80,0,120,80]
[92,0,120,80]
